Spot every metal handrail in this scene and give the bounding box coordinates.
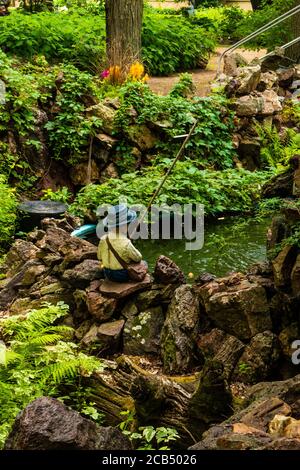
[260,36,300,59]
[217,4,300,75]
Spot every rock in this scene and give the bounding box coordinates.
[95,133,117,149]
[232,331,280,384]
[21,263,48,286]
[125,124,157,151]
[99,275,152,299]
[154,255,185,285]
[121,299,138,319]
[160,285,200,374]
[123,307,165,355]
[257,71,278,92]
[262,168,293,198]
[279,322,300,359]
[4,397,131,450]
[188,360,233,424]
[266,215,288,252]
[62,260,103,288]
[223,53,248,76]
[2,240,41,277]
[236,65,261,95]
[86,290,117,322]
[260,52,294,73]
[86,102,116,135]
[75,319,94,340]
[86,283,117,322]
[237,138,261,170]
[272,244,298,288]
[82,320,125,354]
[70,161,100,185]
[235,90,282,117]
[100,162,119,182]
[291,254,300,295]
[293,157,300,197]
[198,329,245,380]
[97,319,125,354]
[196,274,272,341]
[277,67,295,88]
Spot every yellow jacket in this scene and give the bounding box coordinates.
[97,232,142,270]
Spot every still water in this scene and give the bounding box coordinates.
[136,217,270,278]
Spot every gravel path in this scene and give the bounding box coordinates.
[148,46,267,96]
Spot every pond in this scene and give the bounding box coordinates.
[136,217,270,278]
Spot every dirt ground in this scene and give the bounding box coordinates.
[148,46,267,97]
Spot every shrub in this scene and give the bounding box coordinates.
[195,6,246,42]
[115,81,237,170]
[70,164,272,218]
[235,0,295,50]
[0,10,216,75]
[0,175,18,252]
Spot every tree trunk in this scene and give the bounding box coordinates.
[105,0,143,72]
[285,1,300,62]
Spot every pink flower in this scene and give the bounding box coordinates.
[101,69,110,79]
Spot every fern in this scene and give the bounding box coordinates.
[0,303,103,448]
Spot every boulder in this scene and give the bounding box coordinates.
[99,162,119,182]
[62,260,103,288]
[237,137,261,170]
[188,360,233,424]
[82,320,125,354]
[279,323,300,358]
[236,65,261,95]
[262,168,294,198]
[125,124,157,151]
[232,331,280,384]
[223,52,248,76]
[99,275,152,299]
[154,255,185,285]
[2,240,41,277]
[260,52,294,72]
[123,307,165,355]
[86,102,116,135]
[95,133,118,149]
[86,287,117,323]
[277,67,295,88]
[70,161,100,185]
[266,215,288,252]
[160,285,200,374]
[291,254,300,295]
[272,244,298,288]
[198,329,245,380]
[235,90,282,117]
[196,274,272,341]
[4,397,131,450]
[257,71,278,92]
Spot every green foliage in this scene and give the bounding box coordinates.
[0,302,103,447]
[235,0,295,50]
[169,73,195,98]
[119,410,179,450]
[115,81,236,170]
[44,64,102,163]
[257,122,300,169]
[0,9,215,76]
[142,11,216,75]
[71,163,272,218]
[0,175,18,252]
[195,6,246,41]
[42,186,72,203]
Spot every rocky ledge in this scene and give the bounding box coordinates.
[1,215,300,448]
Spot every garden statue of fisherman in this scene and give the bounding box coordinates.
[97,204,148,283]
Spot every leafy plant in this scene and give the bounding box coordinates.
[119,410,179,450]
[71,163,273,218]
[42,186,72,203]
[0,175,18,253]
[0,302,103,447]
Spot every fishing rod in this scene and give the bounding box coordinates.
[130,119,198,237]
[71,120,198,239]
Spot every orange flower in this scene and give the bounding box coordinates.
[129,62,145,81]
